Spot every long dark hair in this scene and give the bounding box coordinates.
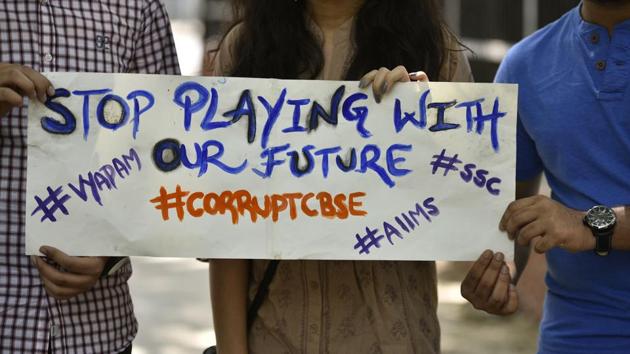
[219,0,453,80]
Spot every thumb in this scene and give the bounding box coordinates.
[501,284,519,314]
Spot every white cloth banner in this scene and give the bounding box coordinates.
[26,73,517,260]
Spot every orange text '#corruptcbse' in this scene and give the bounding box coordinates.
[149,185,367,224]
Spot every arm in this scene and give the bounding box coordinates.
[357,37,473,101]
[0,65,114,300]
[611,207,630,249]
[502,193,630,254]
[32,0,181,301]
[33,246,109,300]
[358,66,425,103]
[210,259,250,354]
[0,63,53,117]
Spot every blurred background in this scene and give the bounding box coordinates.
[128,0,579,353]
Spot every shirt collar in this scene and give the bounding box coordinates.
[574,3,630,36]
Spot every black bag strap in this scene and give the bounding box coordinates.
[246,260,279,331]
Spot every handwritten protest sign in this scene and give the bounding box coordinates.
[26,73,517,260]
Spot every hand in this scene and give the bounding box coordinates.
[0,63,54,117]
[500,195,593,254]
[461,250,518,315]
[358,66,428,103]
[33,246,107,300]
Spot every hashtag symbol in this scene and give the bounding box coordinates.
[430,149,462,176]
[150,185,190,221]
[353,227,385,255]
[30,186,72,223]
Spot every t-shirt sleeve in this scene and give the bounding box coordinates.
[129,0,181,75]
[495,55,544,182]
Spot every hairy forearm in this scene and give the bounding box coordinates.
[210,259,250,354]
[611,206,630,250]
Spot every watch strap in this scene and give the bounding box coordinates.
[100,257,128,278]
[594,229,614,256]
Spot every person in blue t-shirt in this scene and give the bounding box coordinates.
[460,1,630,353]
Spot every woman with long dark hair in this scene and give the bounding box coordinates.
[208,1,472,353]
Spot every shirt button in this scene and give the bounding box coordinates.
[590,33,600,44]
[50,324,59,338]
[43,53,53,63]
[596,60,606,71]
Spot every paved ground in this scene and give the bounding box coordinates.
[128,259,539,354]
[128,258,214,354]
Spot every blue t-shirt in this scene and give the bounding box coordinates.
[495,6,630,354]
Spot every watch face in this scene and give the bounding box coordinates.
[585,206,617,231]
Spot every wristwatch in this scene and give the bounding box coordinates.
[583,205,617,256]
[100,257,129,278]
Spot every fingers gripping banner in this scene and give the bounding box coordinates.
[26,73,517,260]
